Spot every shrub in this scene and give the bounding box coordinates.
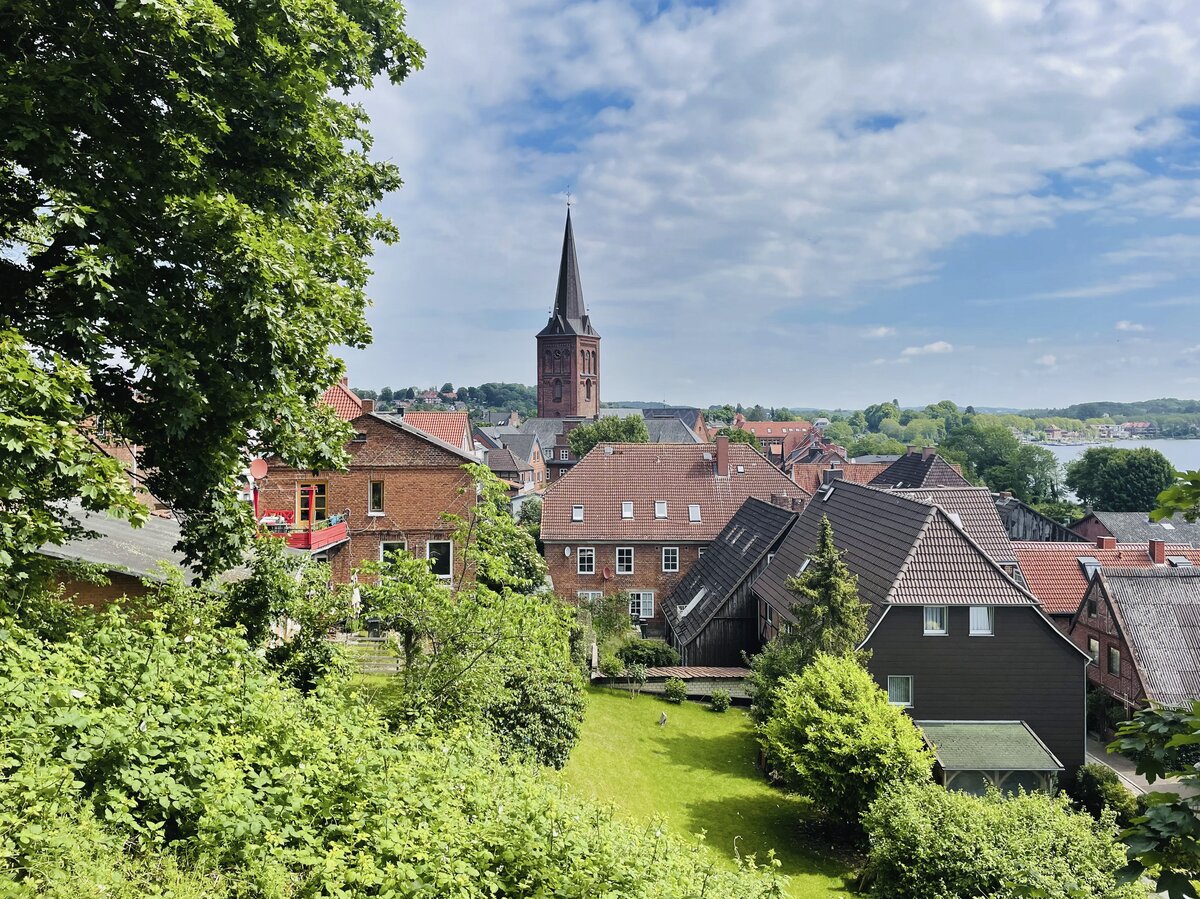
[760,653,931,824]
[598,651,625,679]
[663,677,688,704]
[863,782,1143,899]
[710,689,731,713]
[616,637,680,667]
[484,664,586,769]
[1068,762,1141,827]
[625,662,648,698]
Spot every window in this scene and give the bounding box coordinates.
[585,379,592,400]
[368,480,384,514]
[379,540,407,561]
[1107,646,1121,676]
[616,547,634,574]
[629,591,655,619]
[765,604,774,624]
[697,547,706,558]
[571,504,584,522]
[1087,594,1097,617]
[560,449,570,461]
[621,501,634,519]
[297,482,327,523]
[923,606,948,635]
[1078,556,1101,580]
[427,540,452,579]
[688,504,701,523]
[655,501,668,519]
[969,606,994,635]
[553,379,562,401]
[577,547,595,575]
[887,675,913,707]
[1088,637,1099,662]
[767,552,775,565]
[577,590,602,602]
[662,547,679,572]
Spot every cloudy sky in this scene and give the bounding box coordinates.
[344,0,1200,410]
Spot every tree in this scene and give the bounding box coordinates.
[379,386,394,403]
[441,382,455,394]
[1067,447,1178,512]
[849,410,869,432]
[446,465,547,595]
[822,420,855,445]
[567,416,650,458]
[747,516,868,725]
[864,401,901,431]
[1155,471,1200,523]
[942,419,1021,482]
[456,386,469,401]
[846,433,907,459]
[745,404,770,421]
[716,426,763,452]
[2,0,423,579]
[404,387,417,400]
[760,654,931,823]
[990,444,1062,504]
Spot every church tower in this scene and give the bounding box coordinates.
[537,210,600,418]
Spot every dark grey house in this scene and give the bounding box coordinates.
[868,447,973,489]
[754,480,1090,783]
[662,497,798,666]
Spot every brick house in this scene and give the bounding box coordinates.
[255,411,476,584]
[540,435,808,634]
[397,411,474,454]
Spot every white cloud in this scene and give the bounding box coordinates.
[1036,354,1057,367]
[1027,336,1049,344]
[864,326,896,338]
[1115,320,1148,332]
[901,341,954,356]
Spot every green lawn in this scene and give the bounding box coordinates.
[560,686,859,898]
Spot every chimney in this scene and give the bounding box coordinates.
[715,435,730,477]
[907,445,920,455]
[1095,536,1116,550]
[822,468,845,485]
[770,493,790,508]
[360,398,374,413]
[999,490,1013,499]
[1149,539,1167,565]
[922,446,936,460]
[792,497,807,512]
[340,376,349,386]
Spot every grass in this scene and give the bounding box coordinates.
[560,686,860,898]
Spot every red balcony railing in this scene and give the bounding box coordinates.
[257,509,350,552]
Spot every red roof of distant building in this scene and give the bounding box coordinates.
[400,411,471,450]
[729,420,814,439]
[789,462,891,495]
[320,379,363,421]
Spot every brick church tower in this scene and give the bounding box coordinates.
[537,210,600,418]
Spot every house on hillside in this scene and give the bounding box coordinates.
[1072,511,1200,548]
[1070,567,1200,714]
[662,497,799,666]
[485,447,534,494]
[541,436,809,634]
[868,446,973,489]
[754,479,1090,782]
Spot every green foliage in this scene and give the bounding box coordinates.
[625,662,648,697]
[822,420,855,445]
[710,689,732,713]
[663,677,689,704]
[484,664,586,768]
[1069,763,1141,828]
[864,401,901,431]
[518,496,543,529]
[1067,447,1177,511]
[747,516,868,726]
[568,416,650,458]
[598,651,625,679]
[846,433,907,459]
[863,783,1142,899]
[616,637,681,667]
[717,426,764,451]
[446,464,547,594]
[2,0,423,578]
[0,331,146,588]
[1154,470,1200,524]
[582,590,637,647]
[1034,499,1086,525]
[761,654,932,823]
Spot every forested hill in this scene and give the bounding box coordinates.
[1022,398,1200,419]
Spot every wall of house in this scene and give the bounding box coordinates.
[676,560,773,667]
[258,414,474,583]
[546,539,707,635]
[57,570,149,607]
[865,605,1087,779]
[1070,581,1144,709]
[1072,517,1112,542]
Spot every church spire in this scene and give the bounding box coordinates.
[538,209,598,337]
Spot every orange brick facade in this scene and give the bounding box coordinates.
[256,413,475,583]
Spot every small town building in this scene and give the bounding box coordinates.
[537,210,600,420]
[1072,510,1200,548]
[993,492,1087,542]
[789,461,892,496]
[918,720,1063,796]
[867,446,973,489]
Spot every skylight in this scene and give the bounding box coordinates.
[571,504,584,522]
[1169,556,1194,568]
[655,501,668,519]
[688,504,701,523]
[680,586,708,617]
[621,501,634,519]
[1161,522,1176,530]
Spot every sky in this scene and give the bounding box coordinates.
[344,0,1200,411]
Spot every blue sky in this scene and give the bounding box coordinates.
[344,0,1200,409]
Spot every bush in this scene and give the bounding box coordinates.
[863,782,1143,899]
[710,689,731,713]
[616,637,680,667]
[760,654,932,824]
[663,677,688,704]
[598,651,625,679]
[485,665,586,769]
[1068,762,1141,827]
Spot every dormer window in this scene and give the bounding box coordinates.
[622,501,634,519]
[688,504,701,523]
[1078,556,1101,580]
[572,504,584,522]
[655,501,668,519]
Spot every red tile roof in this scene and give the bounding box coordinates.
[320,380,363,421]
[729,420,813,439]
[399,411,471,450]
[789,462,891,496]
[541,443,808,542]
[1014,541,1200,615]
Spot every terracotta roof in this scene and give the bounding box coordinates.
[541,443,808,542]
[790,462,891,496]
[644,666,750,679]
[892,487,1016,565]
[730,420,813,439]
[396,411,471,450]
[320,380,363,421]
[869,450,972,489]
[1015,541,1200,615]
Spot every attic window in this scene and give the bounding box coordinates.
[1161,522,1176,530]
[1078,556,1101,579]
[655,501,668,519]
[797,558,810,575]
[688,504,701,523]
[1169,556,1194,568]
[571,504,584,522]
[621,501,634,519]
[819,485,834,502]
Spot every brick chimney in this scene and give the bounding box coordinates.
[922,446,936,460]
[360,398,375,413]
[1095,536,1116,550]
[907,445,920,455]
[791,497,806,512]
[822,468,845,485]
[1149,539,1167,564]
[770,493,791,508]
[715,435,730,477]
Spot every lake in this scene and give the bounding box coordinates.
[1041,439,1200,473]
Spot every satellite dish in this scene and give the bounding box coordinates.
[249,458,268,479]
[602,566,614,580]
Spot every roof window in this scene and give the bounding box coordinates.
[571,504,584,522]
[1169,556,1194,568]
[679,586,708,618]
[688,504,701,522]
[621,501,634,519]
[655,501,668,519]
[736,465,745,474]
[1161,522,1176,530]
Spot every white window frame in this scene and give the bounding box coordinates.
[688,504,701,523]
[379,540,407,561]
[887,675,914,708]
[577,546,595,575]
[427,540,453,580]
[1107,645,1121,676]
[969,606,994,636]
[662,546,679,573]
[621,501,634,519]
[923,605,948,636]
[1088,636,1099,663]
[577,590,603,602]
[368,479,385,515]
[616,546,634,575]
[629,591,655,620]
[560,449,569,460]
[571,504,584,522]
[697,547,706,558]
[655,500,668,519]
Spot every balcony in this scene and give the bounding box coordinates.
[257,510,350,553]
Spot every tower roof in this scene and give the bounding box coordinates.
[537,210,599,338]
